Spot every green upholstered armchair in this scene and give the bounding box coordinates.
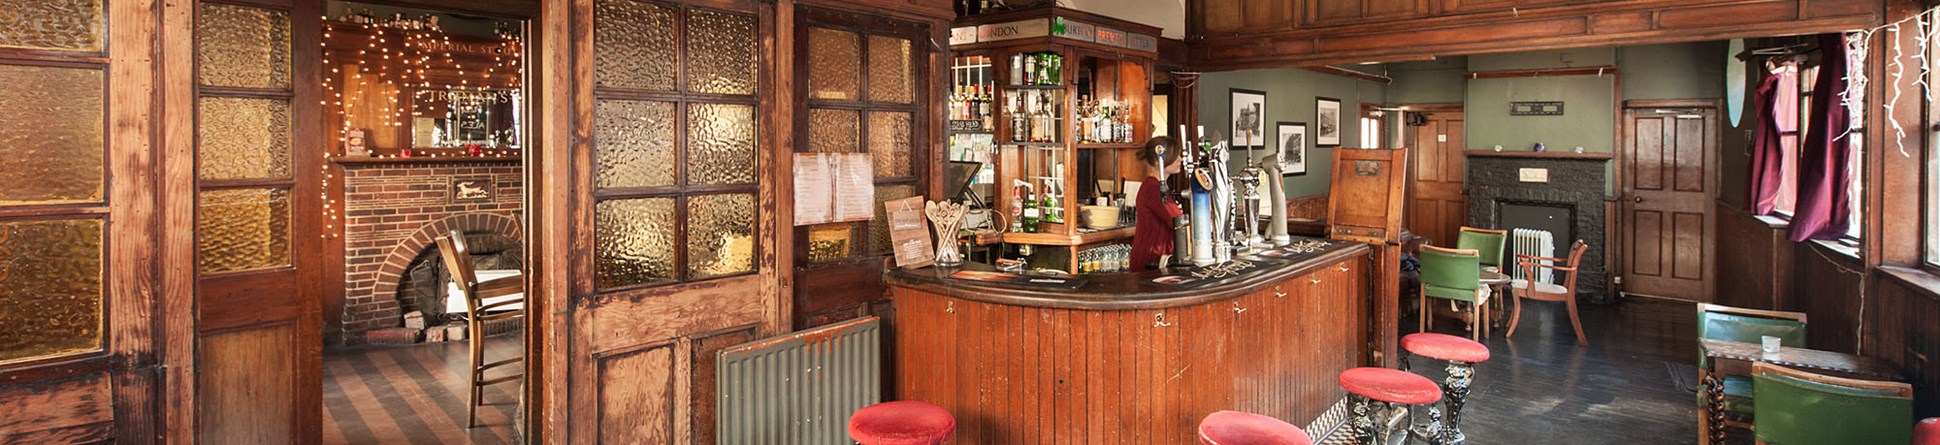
[1418,245,1489,341]
[1696,303,1809,431]
[1752,362,1912,445]
[1455,226,1508,270]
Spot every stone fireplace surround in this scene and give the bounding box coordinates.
[1465,154,1614,304]
[338,159,522,344]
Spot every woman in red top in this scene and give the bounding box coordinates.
[1131,137,1185,271]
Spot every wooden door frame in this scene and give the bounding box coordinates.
[1617,98,1723,301]
[1398,102,1463,243]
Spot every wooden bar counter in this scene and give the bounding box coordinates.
[885,241,1381,444]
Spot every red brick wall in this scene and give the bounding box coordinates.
[338,160,522,342]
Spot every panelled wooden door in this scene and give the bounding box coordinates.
[1406,108,1465,246]
[552,0,780,441]
[789,7,931,330]
[185,0,324,442]
[1621,104,1718,302]
[0,0,161,442]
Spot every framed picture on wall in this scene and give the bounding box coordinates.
[1315,97,1342,146]
[1276,121,1307,176]
[1231,89,1266,148]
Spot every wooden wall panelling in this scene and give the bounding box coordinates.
[1792,242,1866,353]
[197,324,298,443]
[1876,268,1940,418]
[530,0,574,440]
[1187,0,1885,69]
[1712,203,1793,310]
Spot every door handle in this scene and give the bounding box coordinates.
[1633,196,1644,203]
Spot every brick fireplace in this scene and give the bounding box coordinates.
[1465,153,1614,304]
[337,159,522,344]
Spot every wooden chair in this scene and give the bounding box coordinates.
[1418,244,1490,341]
[435,231,526,428]
[1751,362,1913,445]
[1696,303,1807,442]
[1505,240,1588,345]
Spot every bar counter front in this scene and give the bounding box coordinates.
[886,239,1383,444]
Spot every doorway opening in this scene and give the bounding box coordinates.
[315,2,531,443]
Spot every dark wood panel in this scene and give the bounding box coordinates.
[1713,203,1791,310]
[0,374,112,443]
[1792,242,1865,353]
[690,326,757,445]
[891,254,1369,444]
[1876,268,1940,418]
[198,324,297,444]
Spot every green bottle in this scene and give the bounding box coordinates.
[1022,192,1040,233]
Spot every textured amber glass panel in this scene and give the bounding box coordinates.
[688,103,757,186]
[0,0,102,52]
[806,222,858,262]
[807,28,859,100]
[198,97,291,180]
[197,3,290,90]
[869,184,916,256]
[687,193,755,278]
[686,9,755,95]
[0,64,103,205]
[198,188,291,274]
[596,197,675,289]
[594,99,676,189]
[594,0,676,91]
[808,108,858,153]
[866,35,914,104]
[868,111,913,177]
[0,219,103,364]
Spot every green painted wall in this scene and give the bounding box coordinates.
[1196,68,1388,198]
[1388,57,1468,105]
[1465,75,1618,153]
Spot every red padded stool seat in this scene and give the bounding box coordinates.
[1401,332,1492,363]
[1916,418,1940,445]
[1197,410,1313,445]
[848,401,955,445]
[1338,367,1442,406]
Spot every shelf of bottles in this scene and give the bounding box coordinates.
[949,54,997,202]
[1003,51,1069,236]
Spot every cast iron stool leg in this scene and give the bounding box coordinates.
[1435,361,1475,445]
[1350,395,1379,444]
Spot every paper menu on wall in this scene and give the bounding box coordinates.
[792,153,878,226]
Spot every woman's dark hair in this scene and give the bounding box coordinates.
[1139,136,1177,165]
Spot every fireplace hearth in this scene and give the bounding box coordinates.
[1465,154,1614,304]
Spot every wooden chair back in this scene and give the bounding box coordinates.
[1751,362,1913,445]
[434,230,481,312]
[1455,226,1508,268]
[1517,240,1587,300]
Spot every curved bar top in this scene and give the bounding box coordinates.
[884,241,1370,310]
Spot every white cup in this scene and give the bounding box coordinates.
[1761,335,1782,354]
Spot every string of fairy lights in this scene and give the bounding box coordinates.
[319,11,524,239]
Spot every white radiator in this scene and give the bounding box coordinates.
[1512,228,1555,284]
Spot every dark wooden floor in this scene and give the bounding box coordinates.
[323,334,523,445]
[1403,296,1704,444]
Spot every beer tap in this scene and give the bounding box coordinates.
[1263,151,1290,246]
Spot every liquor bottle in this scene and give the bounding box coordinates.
[1022,193,1041,233]
[1011,93,1027,142]
[1041,192,1057,223]
[1011,54,1024,86]
[1022,54,1036,86]
[1009,193,1024,233]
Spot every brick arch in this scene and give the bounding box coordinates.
[375,213,523,294]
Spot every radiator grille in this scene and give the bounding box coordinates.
[717,316,881,445]
[1513,228,1555,283]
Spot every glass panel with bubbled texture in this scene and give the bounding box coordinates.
[595,99,676,189]
[0,0,102,52]
[866,35,914,104]
[685,9,755,95]
[0,64,103,205]
[808,108,858,153]
[687,193,755,278]
[0,219,103,363]
[869,184,915,256]
[688,103,756,185]
[196,3,290,90]
[806,222,859,262]
[596,197,675,289]
[594,0,676,92]
[868,111,913,177]
[198,188,291,274]
[198,97,291,180]
[807,28,858,100]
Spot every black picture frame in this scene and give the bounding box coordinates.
[1276,121,1308,176]
[1230,88,1267,149]
[1315,96,1342,147]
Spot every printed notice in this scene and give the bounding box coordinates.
[833,153,877,222]
[884,196,934,269]
[792,153,833,225]
[793,153,881,226]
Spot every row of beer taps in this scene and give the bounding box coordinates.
[1165,125,1293,268]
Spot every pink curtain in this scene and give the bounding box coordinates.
[1746,65,1785,215]
[1789,33,1855,242]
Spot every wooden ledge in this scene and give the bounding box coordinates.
[885,241,1368,310]
[1463,150,1613,160]
[333,156,522,166]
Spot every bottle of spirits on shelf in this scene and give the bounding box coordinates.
[1009,193,1024,233]
[1011,93,1027,142]
[1022,192,1041,233]
[1041,192,1057,224]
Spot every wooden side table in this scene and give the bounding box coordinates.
[1697,338,1903,445]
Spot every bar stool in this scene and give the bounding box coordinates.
[848,401,956,445]
[1916,418,1939,445]
[1198,410,1313,445]
[1339,367,1442,445]
[1398,333,1491,445]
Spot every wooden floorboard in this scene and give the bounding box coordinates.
[323,334,522,445]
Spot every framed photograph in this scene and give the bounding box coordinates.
[1276,122,1308,176]
[1230,89,1267,148]
[1315,97,1342,147]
